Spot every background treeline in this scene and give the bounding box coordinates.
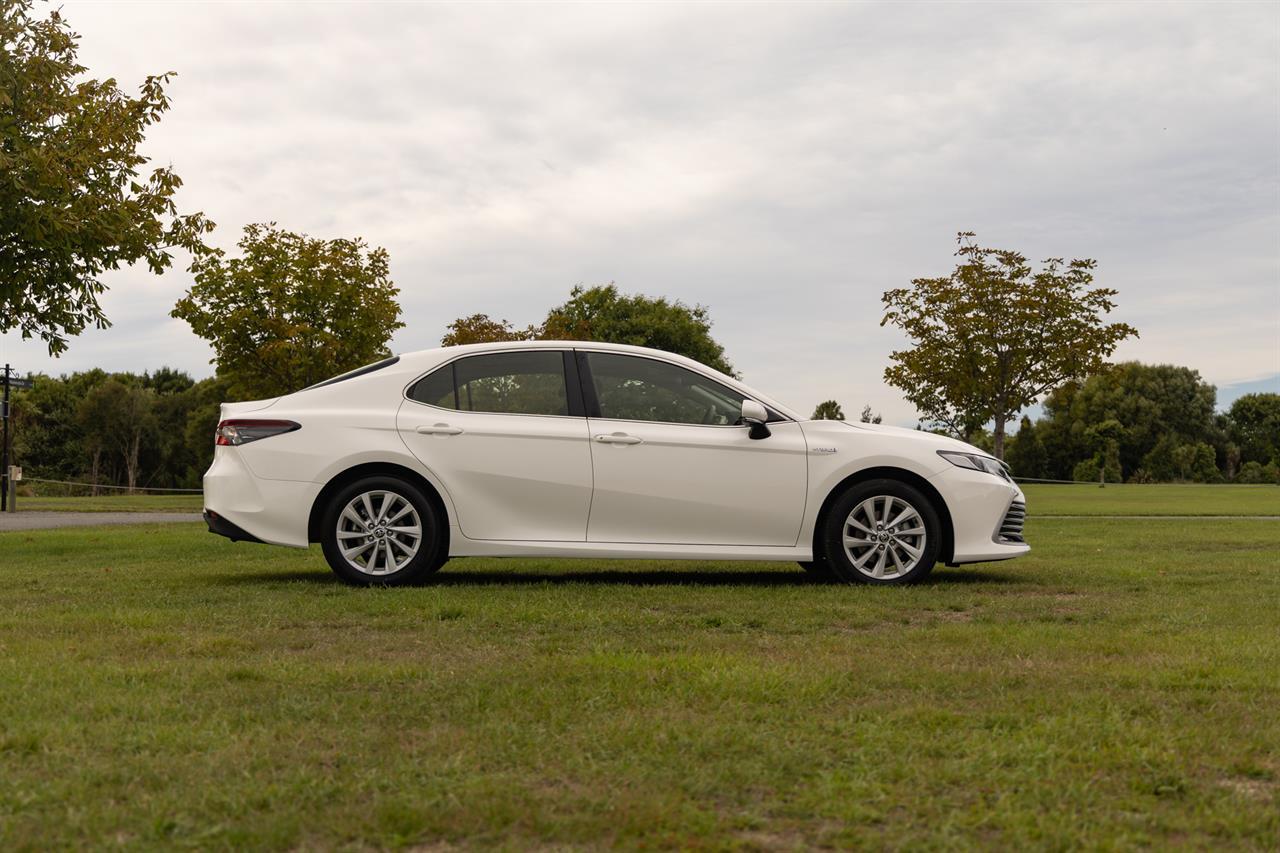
[10,359,1277,493]
[996,363,1278,484]
[11,370,230,493]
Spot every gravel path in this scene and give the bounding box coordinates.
[0,512,203,532]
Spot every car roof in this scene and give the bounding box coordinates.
[393,341,802,420]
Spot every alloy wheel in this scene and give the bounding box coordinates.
[335,490,422,575]
[841,494,927,580]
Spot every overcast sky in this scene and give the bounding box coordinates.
[3,0,1278,422]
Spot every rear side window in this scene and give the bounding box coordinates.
[408,351,569,416]
[408,365,457,409]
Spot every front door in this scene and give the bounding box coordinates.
[397,349,592,541]
[580,351,808,546]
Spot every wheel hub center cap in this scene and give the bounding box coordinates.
[374,527,386,538]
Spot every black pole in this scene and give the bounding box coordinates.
[2,363,9,512]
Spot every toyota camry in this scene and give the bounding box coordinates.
[203,342,1028,585]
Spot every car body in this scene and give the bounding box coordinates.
[203,341,1028,584]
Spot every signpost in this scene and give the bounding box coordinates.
[2,364,32,512]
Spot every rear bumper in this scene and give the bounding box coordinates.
[203,510,265,544]
[203,446,322,548]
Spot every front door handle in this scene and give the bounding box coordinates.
[594,432,642,445]
[417,423,463,436]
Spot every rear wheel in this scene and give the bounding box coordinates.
[822,479,940,585]
[320,476,445,585]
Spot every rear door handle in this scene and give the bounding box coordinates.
[417,423,463,436]
[594,432,642,445]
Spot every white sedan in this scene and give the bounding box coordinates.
[203,342,1028,585]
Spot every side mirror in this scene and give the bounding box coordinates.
[740,399,771,440]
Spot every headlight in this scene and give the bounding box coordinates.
[937,450,1010,481]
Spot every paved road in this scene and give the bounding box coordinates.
[0,512,203,532]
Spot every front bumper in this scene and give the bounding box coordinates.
[928,464,1031,564]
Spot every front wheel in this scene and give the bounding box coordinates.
[822,479,941,584]
[320,476,445,585]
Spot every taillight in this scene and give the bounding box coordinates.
[215,419,301,446]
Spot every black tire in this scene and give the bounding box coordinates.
[320,475,446,586]
[822,478,941,585]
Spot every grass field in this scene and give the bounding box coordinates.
[1,511,1278,848]
[13,482,1280,517]
[13,493,203,513]
[1022,483,1280,517]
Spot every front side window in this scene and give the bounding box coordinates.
[584,352,745,425]
[408,351,569,416]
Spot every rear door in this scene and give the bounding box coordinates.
[580,351,808,546]
[397,349,593,541]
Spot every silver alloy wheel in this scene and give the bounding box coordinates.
[335,490,423,576]
[842,494,927,580]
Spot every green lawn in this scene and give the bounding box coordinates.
[13,493,203,513]
[1022,483,1280,517]
[1,518,1277,848]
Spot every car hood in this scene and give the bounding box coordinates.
[804,419,989,456]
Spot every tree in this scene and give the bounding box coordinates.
[859,404,882,424]
[1237,460,1280,485]
[441,314,537,346]
[12,368,107,484]
[1004,415,1047,479]
[1226,393,1280,467]
[13,369,230,492]
[811,400,845,420]
[76,379,156,493]
[1,1,213,355]
[1039,362,1220,481]
[542,284,736,375]
[1170,442,1220,483]
[172,224,403,399]
[881,232,1137,458]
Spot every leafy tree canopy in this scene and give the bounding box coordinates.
[172,223,403,400]
[441,314,537,347]
[1226,393,1280,466]
[441,284,736,376]
[1039,362,1219,480]
[881,232,1137,458]
[542,285,736,376]
[0,0,214,355]
[811,400,845,420]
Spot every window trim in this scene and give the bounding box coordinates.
[304,355,401,391]
[574,348,791,428]
[403,348,582,420]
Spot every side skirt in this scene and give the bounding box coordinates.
[448,528,812,562]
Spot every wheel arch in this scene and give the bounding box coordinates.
[308,461,451,553]
[811,466,955,563]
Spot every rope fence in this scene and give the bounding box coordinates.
[17,477,203,494]
[1012,476,1111,485]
